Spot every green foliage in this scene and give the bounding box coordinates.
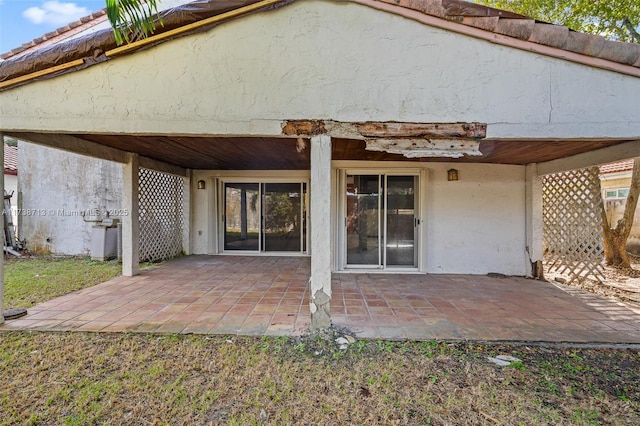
[106,0,162,45]
[3,137,18,147]
[475,0,640,43]
[264,193,299,233]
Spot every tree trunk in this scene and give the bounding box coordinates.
[600,158,640,268]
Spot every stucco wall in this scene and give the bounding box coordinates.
[190,163,527,275]
[1,1,638,140]
[424,163,526,275]
[18,142,123,254]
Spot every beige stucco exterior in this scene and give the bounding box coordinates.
[17,143,123,254]
[0,0,639,280]
[1,1,639,140]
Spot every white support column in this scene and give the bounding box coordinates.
[122,153,140,276]
[182,170,192,255]
[309,134,332,329]
[208,178,219,255]
[525,163,544,278]
[0,135,4,324]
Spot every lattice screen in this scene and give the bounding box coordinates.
[542,167,605,283]
[138,168,184,262]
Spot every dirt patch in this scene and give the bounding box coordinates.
[546,256,640,307]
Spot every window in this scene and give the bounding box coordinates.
[223,182,307,253]
[604,188,630,199]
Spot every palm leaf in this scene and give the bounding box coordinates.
[106,0,162,45]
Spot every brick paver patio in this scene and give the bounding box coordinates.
[3,256,640,343]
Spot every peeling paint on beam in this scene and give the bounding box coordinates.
[282,120,326,136]
[282,120,487,139]
[355,121,487,139]
[365,138,483,158]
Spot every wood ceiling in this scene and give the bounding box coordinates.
[67,134,629,170]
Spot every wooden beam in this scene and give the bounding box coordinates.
[282,120,487,139]
[537,140,640,175]
[0,59,85,91]
[282,120,326,137]
[139,156,187,177]
[9,132,187,176]
[355,122,486,139]
[8,132,129,163]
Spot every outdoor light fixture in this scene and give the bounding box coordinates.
[447,169,459,181]
[197,180,206,190]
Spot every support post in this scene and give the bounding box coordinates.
[122,153,140,276]
[526,163,544,278]
[0,134,4,324]
[182,171,192,255]
[309,134,332,329]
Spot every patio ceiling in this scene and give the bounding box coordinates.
[9,132,631,170]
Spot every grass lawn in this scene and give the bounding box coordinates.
[0,333,638,425]
[0,257,638,424]
[3,256,122,309]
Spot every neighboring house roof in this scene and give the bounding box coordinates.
[4,144,17,175]
[1,0,639,91]
[600,160,634,175]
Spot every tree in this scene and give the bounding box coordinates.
[3,137,18,147]
[478,1,640,268]
[106,0,162,45]
[600,160,640,267]
[475,0,640,43]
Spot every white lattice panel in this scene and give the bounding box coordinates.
[138,168,184,262]
[543,167,604,283]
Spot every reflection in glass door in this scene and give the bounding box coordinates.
[385,176,416,266]
[345,174,417,268]
[263,183,305,252]
[224,182,306,253]
[224,183,260,251]
[346,175,381,266]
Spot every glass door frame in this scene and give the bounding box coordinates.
[339,169,421,271]
[219,177,309,255]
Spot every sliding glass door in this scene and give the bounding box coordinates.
[224,183,260,251]
[224,182,306,253]
[345,174,417,268]
[263,183,305,252]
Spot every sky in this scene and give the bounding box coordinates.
[0,0,106,54]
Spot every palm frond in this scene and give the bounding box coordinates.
[106,0,162,45]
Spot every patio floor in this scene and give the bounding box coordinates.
[2,256,640,343]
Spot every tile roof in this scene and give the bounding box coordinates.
[367,0,640,70]
[4,144,17,174]
[0,0,639,89]
[599,160,634,175]
[1,10,108,60]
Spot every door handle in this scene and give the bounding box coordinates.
[414,218,420,227]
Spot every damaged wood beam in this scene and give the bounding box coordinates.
[282,120,487,139]
[354,121,486,139]
[282,120,326,137]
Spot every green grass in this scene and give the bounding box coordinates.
[3,256,122,309]
[0,333,637,425]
